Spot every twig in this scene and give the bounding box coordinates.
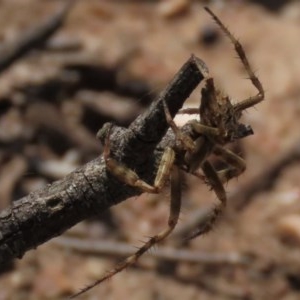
[53,236,249,265]
[0,55,207,267]
[0,0,74,74]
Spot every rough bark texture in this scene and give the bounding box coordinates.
[0,55,207,267]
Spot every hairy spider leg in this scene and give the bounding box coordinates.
[163,99,229,240]
[213,145,246,183]
[187,160,226,240]
[70,166,182,298]
[162,100,195,152]
[186,146,246,240]
[103,123,175,193]
[204,7,264,112]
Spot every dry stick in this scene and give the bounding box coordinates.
[0,0,74,74]
[53,236,248,265]
[0,55,207,267]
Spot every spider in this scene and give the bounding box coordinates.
[71,7,264,298]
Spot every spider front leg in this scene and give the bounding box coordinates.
[103,123,175,193]
[70,165,182,298]
[204,7,264,112]
[187,160,227,240]
[213,145,246,184]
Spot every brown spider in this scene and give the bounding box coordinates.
[71,7,264,298]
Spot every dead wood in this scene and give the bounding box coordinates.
[53,236,248,265]
[0,55,207,267]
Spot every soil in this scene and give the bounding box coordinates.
[1,0,300,299]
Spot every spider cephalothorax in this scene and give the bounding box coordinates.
[199,77,254,145]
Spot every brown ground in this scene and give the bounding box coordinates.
[1,0,300,299]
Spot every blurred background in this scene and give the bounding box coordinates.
[1,0,300,299]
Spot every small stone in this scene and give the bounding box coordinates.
[277,215,300,245]
[157,0,189,18]
[199,25,220,46]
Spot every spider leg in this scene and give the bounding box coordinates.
[213,145,246,183]
[187,160,226,240]
[163,100,195,152]
[204,7,264,112]
[103,123,175,193]
[186,146,245,240]
[70,166,182,298]
[190,120,220,137]
[154,147,176,191]
[185,136,212,173]
[178,108,199,114]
